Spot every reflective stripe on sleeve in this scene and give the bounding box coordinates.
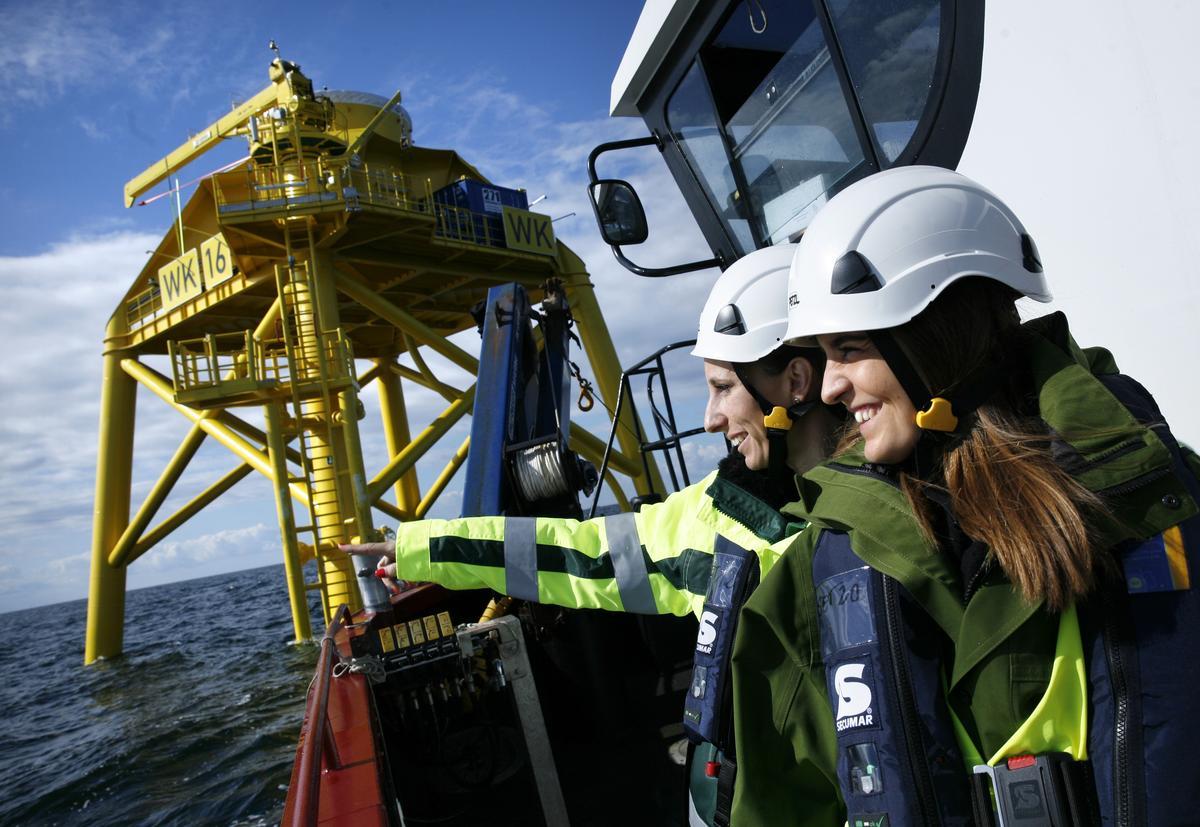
[604,512,657,614]
[504,516,539,601]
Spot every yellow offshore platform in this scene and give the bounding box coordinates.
[84,53,659,664]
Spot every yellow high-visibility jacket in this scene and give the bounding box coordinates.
[391,468,802,619]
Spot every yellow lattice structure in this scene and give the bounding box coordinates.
[85,54,659,664]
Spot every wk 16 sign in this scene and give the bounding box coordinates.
[157,234,234,312]
[502,207,556,257]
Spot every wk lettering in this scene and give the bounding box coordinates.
[506,213,552,247]
[158,248,204,312]
[163,258,199,301]
[502,207,556,255]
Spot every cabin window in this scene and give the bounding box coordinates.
[826,0,943,162]
[655,0,972,256]
[666,0,865,252]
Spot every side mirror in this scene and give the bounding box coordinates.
[588,179,649,246]
[587,135,723,277]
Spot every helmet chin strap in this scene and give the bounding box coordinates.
[732,363,816,481]
[870,330,992,435]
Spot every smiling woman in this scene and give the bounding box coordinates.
[728,165,1200,827]
[816,333,918,465]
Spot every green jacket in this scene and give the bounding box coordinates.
[392,468,800,619]
[728,313,1200,826]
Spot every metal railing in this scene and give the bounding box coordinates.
[432,201,507,247]
[167,328,356,401]
[588,339,709,517]
[212,158,431,217]
[343,164,432,213]
[125,284,164,330]
[289,603,349,827]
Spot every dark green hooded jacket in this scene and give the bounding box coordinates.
[727,314,1200,825]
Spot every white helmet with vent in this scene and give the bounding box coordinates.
[785,166,1052,341]
[692,243,796,363]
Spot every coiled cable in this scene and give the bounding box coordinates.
[511,442,570,502]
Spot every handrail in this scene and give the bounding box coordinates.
[289,603,350,827]
[587,339,707,517]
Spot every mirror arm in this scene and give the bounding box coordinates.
[610,245,723,278]
[588,134,663,183]
[589,132,723,276]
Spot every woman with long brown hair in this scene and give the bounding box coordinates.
[727,166,1200,826]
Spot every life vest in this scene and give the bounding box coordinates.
[684,535,761,827]
[812,531,973,826]
[684,535,761,750]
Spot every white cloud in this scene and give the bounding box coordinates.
[0,232,161,546]
[0,3,174,103]
[77,117,108,141]
[148,522,274,567]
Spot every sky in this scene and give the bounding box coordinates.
[0,0,725,612]
[1,0,1198,615]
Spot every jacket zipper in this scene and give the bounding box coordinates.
[1097,465,1171,498]
[1101,607,1132,827]
[882,573,940,825]
[1097,459,1175,825]
[710,497,760,539]
[962,558,989,604]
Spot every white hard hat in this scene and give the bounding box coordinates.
[785,166,1052,342]
[692,243,796,363]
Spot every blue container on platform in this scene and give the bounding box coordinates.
[433,179,529,248]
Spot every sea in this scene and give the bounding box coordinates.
[0,565,324,826]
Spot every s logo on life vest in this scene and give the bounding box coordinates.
[834,662,875,731]
[696,610,719,654]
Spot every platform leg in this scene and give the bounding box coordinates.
[84,341,137,664]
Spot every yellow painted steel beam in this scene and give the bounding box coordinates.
[343,88,404,158]
[333,271,480,374]
[376,357,421,512]
[567,424,642,478]
[303,247,364,619]
[264,402,313,643]
[337,386,378,543]
[389,360,463,404]
[561,271,665,495]
[414,436,471,520]
[131,464,255,562]
[85,341,137,664]
[602,472,632,512]
[366,385,476,502]
[107,426,206,568]
[219,410,303,466]
[356,362,384,388]
[113,296,291,567]
[404,333,462,401]
[120,360,311,507]
[373,498,411,523]
[123,82,283,207]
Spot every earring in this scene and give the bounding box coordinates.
[792,396,802,405]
